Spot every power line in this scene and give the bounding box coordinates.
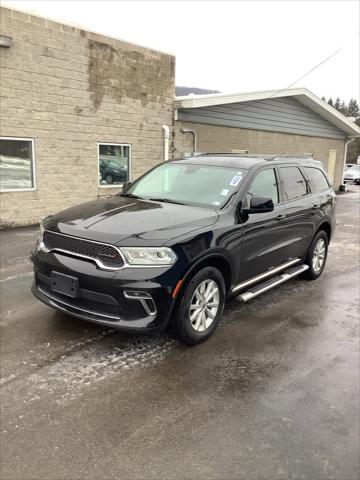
[229,45,346,108]
[269,47,343,98]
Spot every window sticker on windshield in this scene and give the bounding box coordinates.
[220,189,229,196]
[230,175,242,186]
[213,200,221,206]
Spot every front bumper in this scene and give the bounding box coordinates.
[31,247,180,332]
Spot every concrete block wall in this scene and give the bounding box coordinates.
[0,7,175,227]
[174,121,345,189]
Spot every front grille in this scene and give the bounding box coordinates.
[38,279,123,320]
[43,230,124,269]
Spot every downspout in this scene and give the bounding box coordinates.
[180,128,197,154]
[162,125,170,161]
[344,137,355,166]
[341,137,355,189]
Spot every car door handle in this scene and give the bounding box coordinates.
[312,204,320,209]
[276,214,285,220]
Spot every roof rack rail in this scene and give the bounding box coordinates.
[197,153,268,157]
[270,156,322,164]
[196,152,318,160]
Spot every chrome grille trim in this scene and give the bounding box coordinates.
[41,230,126,271]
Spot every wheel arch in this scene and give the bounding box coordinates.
[166,252,233,330]
[171,252,232,302]
[316,221,332,242]
[186,253,233,294]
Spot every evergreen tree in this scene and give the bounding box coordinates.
[339,101,348,116]
[322,96,360,117]
[348,98,360,118]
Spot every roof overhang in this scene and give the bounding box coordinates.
[175,88,360,138]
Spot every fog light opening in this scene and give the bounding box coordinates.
[124,290,157,317]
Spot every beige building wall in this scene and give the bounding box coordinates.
[0,7,175,227]
[175,121,346,189]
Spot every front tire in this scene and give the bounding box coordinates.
[304,230,328,280]
[171,267,225,346]
[105,173,114,184]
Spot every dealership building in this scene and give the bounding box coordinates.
[0,6,359,227]
[0,6,175,227]
[174,89,360,187]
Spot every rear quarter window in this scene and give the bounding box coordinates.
[305,167,330,192]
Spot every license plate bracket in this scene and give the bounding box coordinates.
[51,271,79,298]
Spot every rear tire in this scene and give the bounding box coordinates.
[303,230,328,280]
[171,267,225,346]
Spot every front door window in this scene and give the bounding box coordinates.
[245,168,279,207]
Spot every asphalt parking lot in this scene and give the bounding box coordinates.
[0,188,359,480]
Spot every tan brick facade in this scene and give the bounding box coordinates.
[0,7,175,227]
[174,121,346,189]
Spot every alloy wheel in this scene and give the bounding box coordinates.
[189,279,220,332]
[312,238,326,273]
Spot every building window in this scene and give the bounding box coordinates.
[98,143,131,187]
[0,137,36,192]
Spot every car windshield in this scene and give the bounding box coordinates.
[123,162,247,208]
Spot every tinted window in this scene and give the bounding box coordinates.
[305,167,329,192]
[280,167,308,201]
[246,168,279,206]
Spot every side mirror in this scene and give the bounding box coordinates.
[242,196,274,214]
[122,181,131,190]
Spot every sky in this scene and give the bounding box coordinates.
[2,0,359,102]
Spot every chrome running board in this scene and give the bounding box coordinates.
[237,264,309,302]
[231,258,301,294]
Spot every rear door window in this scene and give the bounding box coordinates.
[280,166,308,201]
[305,167,330,192]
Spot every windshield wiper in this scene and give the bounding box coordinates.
[148,197,186,205]
[120,193,142,199]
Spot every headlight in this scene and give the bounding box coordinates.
[120,247,177,266]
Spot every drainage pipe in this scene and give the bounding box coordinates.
[180,128,197,154]
[162,125,170,161]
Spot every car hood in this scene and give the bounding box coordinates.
[44,195,219,246]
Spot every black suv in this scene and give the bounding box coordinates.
[31,155,336,345]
